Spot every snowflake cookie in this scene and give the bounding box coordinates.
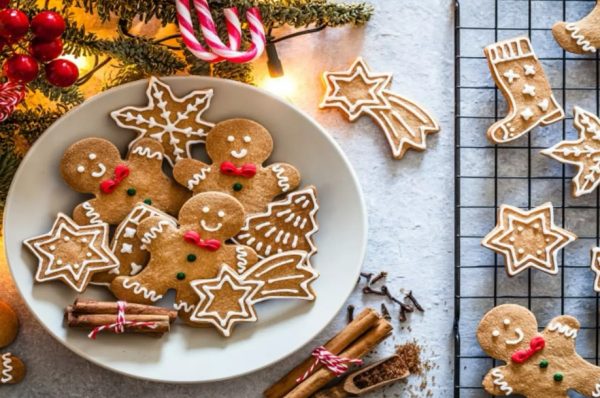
[542,107,600,197]
[24,213,119,293]
[477,304,600,397]
[111,77,215,166]
[481,203,576,276]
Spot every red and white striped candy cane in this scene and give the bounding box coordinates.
[176,0,224,62]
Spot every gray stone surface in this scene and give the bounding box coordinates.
[0,0,455,396]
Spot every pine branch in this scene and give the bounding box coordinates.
[28,79,85,106]
[65,0,176,24]
[0,107,66,145]
[212,62,253,83]
[0,150,20,219]
[63,21,105,57]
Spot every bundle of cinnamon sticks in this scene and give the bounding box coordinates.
[264,307,392,398]
[65,299,177,337]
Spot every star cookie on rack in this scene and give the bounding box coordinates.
[111,77,215,167]
[189,265,262,337]
[542,106,600,197]
[24,213,119,292]
[481,203,576,276]
[320,57,440,160]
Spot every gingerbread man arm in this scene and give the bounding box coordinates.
[543,315,580,351]
[266,163,301,195]
[482,366,518,396]
[72,199,105,225]
[127,138,165,170]
[222,244,259,273]
[172,158,212,193]
[136,216,177,251]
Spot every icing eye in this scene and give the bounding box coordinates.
[88,153,97,160]
[202,206,210,213]
[492,330,500,337]
[77,165,85,173]
[218,210,225,218]
[503,319,511,326]
[227,135,235,142]
[243,135,251,143]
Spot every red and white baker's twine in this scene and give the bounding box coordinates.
[88,301,158,339]
[176,0,266,63]
[296,346,363,383]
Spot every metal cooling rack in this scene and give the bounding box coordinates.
[455,0,600,396]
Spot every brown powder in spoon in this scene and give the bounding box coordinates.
[353,342,422,388]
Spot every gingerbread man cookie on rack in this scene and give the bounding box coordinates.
[61,137,189,226]
[477,304,600,398]
[110,192,259,323]
[173,118,301,214]
[552,1,600,54]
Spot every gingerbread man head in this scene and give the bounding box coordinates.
[206,118,273,165]
[477,304,539,362]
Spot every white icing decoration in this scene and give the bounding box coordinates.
[592,382,600,397]
[548,321,578,338]
[492,330,500,337]
[77,165,85,173]
[91,162,106,178]
[272,164,290,192]
[503,69,519,84]
[565,22,597,53]
[523,64,536,76]
[235,246,248,272]
[231,148,248,159]
[504,328,524,345]
[1,353,13,384]
[227,135,234,142]
[491,368,513,395]
[120,243,133,254]
[218,211,225,218]
[122,279,163,302]
[538,99,549,112]
[522,84,536,97]
[130,262,143,276]
[174,301,195,313]
[82,201,102,225]
[521,107,534,121]
[131,145,163,160]
[123,227,136,238]
[503,318,510,325]
[200,219,222,232]
[140,220,174,245]
[243,136,251,143]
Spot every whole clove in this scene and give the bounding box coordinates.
[405,290,424,312]
[381,303,391,321]
[347,304,355,323]
[370,271,387,286]
[363,286,386,296]
[360,272,373,284]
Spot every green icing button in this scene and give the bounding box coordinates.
[539,359,549,368]
[233,182,243,192]
[187,254,196,262]
[553,373,563,382]
[176,272,186,280]
[144,198,152,205]
[126,188,136,196]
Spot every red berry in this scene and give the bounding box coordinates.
[45,59,78,87]
[4,54,38,83]
[30,37,63,62]
[0,9,29,40]
[31,11,65,40]
[0,0,10,9]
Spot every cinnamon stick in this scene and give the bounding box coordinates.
[285,318,393,398]
[264,308,381,398]
[70,299,177,322]
[66,311,171,335]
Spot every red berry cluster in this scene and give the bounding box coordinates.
[0,4,78,87]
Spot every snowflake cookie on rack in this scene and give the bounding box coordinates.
[477,304,600,398]
[111,77,215,167]
[481,202,576,276]
[542,107,600,197]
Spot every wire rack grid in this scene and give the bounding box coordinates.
[455,0,600,397]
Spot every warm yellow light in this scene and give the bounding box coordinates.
[60,54,94,74]
[261,75,295,100]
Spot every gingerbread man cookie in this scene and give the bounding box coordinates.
[173,118,301,214]
[110,192,259,323]
[552,1,600,54]
[477,304,600,397]
[24,213,119,293]
[111,77,215,167]
[61,137,189,226]
[0,301,18,348]
[0,353,25,385]
[484,37,564,144]
[482,203,576,276]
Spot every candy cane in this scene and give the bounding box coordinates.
[176,0,223,62]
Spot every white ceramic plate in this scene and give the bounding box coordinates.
[3,76,367,383]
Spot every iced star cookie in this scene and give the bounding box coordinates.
[111,77,215,166]
[477,304,600,397]
[0,353,25,385]
[173,118,301,214]
[481,203,576,276]
[552,1,600,54]
[110,192,259,322]
[542,107,600,197]
[23,213,119,293]
[92,203,177,286]
[0,301,18,348]
[232,186,319,265]
[61,137,189,226]
[320,57,440,160]
[484,37,564,144]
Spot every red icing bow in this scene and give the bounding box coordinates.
[183,230,221,251]
[100,164,130,194]
[511,336,545,364]
[220,161,257,178]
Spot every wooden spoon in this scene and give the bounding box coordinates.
[313,355,410,397]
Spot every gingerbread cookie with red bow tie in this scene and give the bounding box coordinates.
[477,304,600,397]
[173,118,301,214]
[60,137,190,226]
[110,191,259,324]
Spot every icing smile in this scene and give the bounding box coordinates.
[201,220,222,232]
[91,163,107,178]
[231,149,248,159]
[505,328,524,345]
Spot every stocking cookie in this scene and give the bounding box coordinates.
[552,1,600,54]
[542,107,600,197]
[477,304,600,397]
[24,213,119,292]
[484,37,564,144]
[110,192,259,322]
[0,302,18,348]
[173,118,301,214]
[481,203,576,276]
[92,203,177,286]
[320,57,440,160]
[1,353,25,385]
[61,137,189,226]
[111,77,215,166]
[232,186,319,265]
